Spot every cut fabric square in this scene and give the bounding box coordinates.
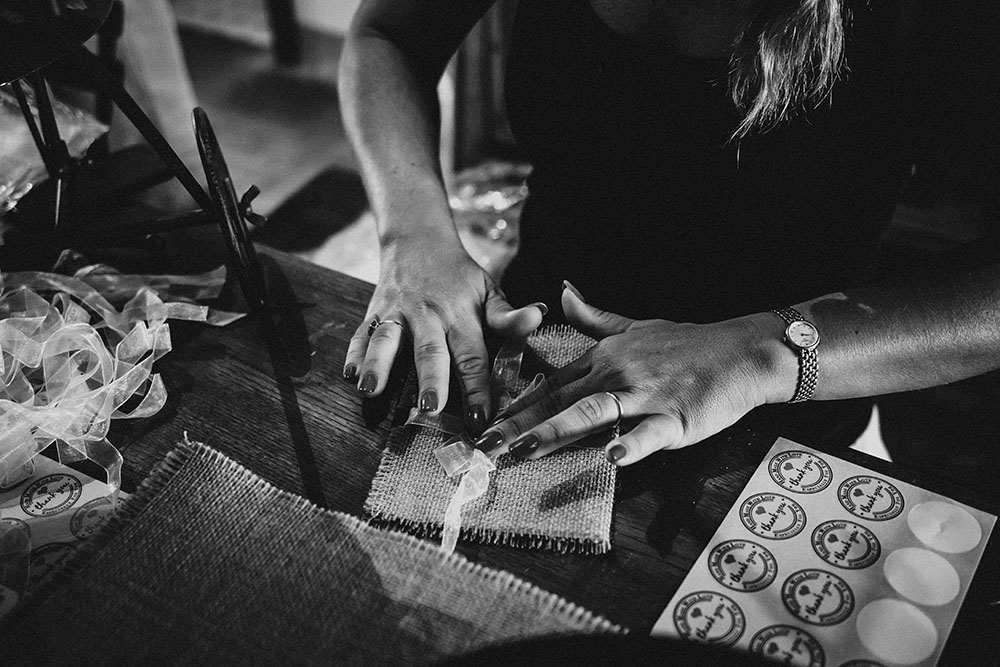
[365,325,618,554]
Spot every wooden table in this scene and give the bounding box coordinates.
[109,246,999,664]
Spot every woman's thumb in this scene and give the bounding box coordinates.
[562,280,633,339]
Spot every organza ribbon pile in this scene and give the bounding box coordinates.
[0,269,231,494]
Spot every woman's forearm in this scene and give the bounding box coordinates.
[748,248,1000,404]
[338,21,457,248]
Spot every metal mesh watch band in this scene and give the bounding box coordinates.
[770,307,819,403]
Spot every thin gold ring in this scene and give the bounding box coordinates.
[605,391,624,438]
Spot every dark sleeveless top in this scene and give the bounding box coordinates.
[499,0,919,447]
[501,0,915,324]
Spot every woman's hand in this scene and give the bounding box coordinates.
[474,283,789,464]
[343,232,545,435]
[339,0,534,434]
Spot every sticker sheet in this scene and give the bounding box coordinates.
[0,454,124,618]
[652,438,997,666]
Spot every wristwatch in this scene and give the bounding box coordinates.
[770,307,820,403]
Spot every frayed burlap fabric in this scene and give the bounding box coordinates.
[1,441,621,666]
[365,325,617,554]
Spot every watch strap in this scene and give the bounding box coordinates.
[770,307,818,403]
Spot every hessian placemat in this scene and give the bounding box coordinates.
[1,440,621,665]
[365,325,618,554]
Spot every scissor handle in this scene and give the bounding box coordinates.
[193,106,267,314]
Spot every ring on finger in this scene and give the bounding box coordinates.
[368,318,407,337]
[374,319,407,336]
[605,391,624,439]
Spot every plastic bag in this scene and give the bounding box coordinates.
[0,84,108,213]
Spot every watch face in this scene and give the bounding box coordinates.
[787,321,820,350]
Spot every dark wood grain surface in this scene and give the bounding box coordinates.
[112,246,999,663]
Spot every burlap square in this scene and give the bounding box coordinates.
[2,440,621,665]
[365,325,617,553]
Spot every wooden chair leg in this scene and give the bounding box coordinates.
[265,0,302,67]
[67,44,211,211]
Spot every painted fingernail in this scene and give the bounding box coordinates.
[466,404,486,436]
[359,373,377,393]
[606,444,628,464]
[528,301,548,317]
[420,389,437,412]
[419,390,438,412]
[343,364,357,381]
[509,434,539,459]
[562,280,585,302]
[474,431,504,453]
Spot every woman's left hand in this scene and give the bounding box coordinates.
[473,284,789,465]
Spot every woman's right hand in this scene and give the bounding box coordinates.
[343,231,545,435]
[339,1,527,433]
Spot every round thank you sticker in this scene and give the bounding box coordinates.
[71,497,114,540]
[0,517,31,542]
[708,539,778,592]
[839,476,904,521]
[750,625,824,667]
[769,450,833,493]
[20,474,83,517]
[812,520,881,569]
[740,493,807,540]
[782,568,855,626]
[0,586,19,616]
[0,519,31,591]
[672,591,746,647]
[28,542,77,589]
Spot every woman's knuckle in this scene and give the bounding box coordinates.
[538,392,564,416]
[454,353,486,376]
[414,340,445,363]
[578,399,604,426]
[590,351,615,376]
[536,421,562,441]
[417,298,449,323]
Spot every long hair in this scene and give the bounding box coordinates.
[730,0,847,138]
